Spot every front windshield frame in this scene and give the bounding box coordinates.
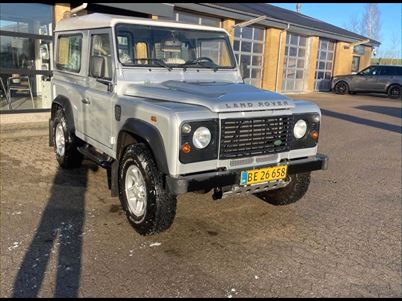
[114,23,237,70]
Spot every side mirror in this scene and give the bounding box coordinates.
[90,56,105,78]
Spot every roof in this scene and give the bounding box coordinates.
[54,13,228,33]
[174,3,380,47]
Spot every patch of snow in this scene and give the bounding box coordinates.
[149,242,161,247]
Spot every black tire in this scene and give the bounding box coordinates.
[334,81,349,95]
[256,172,311,206]
[118,143,177,235]
[52,108,83,169]
[388,85,401,99]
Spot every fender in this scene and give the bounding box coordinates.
[49,95,75,147]
[51,95,76,133]
[117,118,169,175]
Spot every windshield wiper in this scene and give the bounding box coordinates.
[183,57,219,72]
[132,58,172,71]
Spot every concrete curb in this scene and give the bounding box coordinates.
[0,112,50,125]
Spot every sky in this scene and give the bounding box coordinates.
[271,3,402,58]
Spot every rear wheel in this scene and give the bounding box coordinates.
[388,85,401,99]
[256,172,311,206]
[334,81,349,95]
[53,108,83,169]
[118,143,177,235]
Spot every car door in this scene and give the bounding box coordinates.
[352,66,379,91]
[84,29,115,149]
[374,66,392,92]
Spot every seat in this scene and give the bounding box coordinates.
[7,60,35,109]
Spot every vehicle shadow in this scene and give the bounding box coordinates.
[354,92,389,99]
[355,105,402,119]
[12,161,97,298]
[321,109,402,134]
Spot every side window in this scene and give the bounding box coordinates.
[90,33,112,79]
[56,34,82,72]
[388,67,402,76]
[360,66,377,76]
[371,66,380,75]
[379,66,391,76]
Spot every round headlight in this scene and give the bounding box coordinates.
[192,127,211,149]
[293,119,307,139]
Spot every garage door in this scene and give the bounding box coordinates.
[233,26,265,88]
[314,39,335,91]
[282,33,307,93]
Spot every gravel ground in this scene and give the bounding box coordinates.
[0,92,401,297]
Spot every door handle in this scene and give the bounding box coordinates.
[82,98,90,104]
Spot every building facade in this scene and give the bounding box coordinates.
[0,3,380,113]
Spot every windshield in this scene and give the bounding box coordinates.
[115,24,236,69]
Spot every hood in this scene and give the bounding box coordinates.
[123,81,294,113]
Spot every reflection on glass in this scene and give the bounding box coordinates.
[0,3,53,111]
[0,3,52,35]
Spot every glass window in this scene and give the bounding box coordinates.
[253,28,264,41]
[289,47,297,57]
[0,3,53,111]
[56,35,82,73]
[177,12,199,24]
[115,24,235,68]
[252,43,263,54]
[241,41,252,52]
[233,25,265,88]
[290,35,298,45]
[175,11,220,27]
[351,56,360,72]
[360,66,379,76]
[90,34,112,79]
[0,3,53,36]
[242,27,253,39]
[315,38,336,91]
[201,16,220,27]
[282,33,307,92]
[353,45,365,55]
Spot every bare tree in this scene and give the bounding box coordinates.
[389,32,401,64]
[344,15,361,34]
[361,3,381,41]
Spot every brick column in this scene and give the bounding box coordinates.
[222,19,235,45]
[306,36,319,92]
[54,3,71,23]
[333,42,353,76]
[261,28,287,92]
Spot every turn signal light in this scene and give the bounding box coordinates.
[181,143,191,154]
[310,130,319,140]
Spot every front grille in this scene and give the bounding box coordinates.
[220,116,293,159]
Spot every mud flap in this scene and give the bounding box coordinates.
[49,119,54,147]
[110,160,119,197]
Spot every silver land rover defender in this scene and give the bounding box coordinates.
[49,13,328,235]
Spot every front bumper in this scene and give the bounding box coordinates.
[166,154,328,195]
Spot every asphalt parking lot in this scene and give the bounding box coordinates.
[1,92,401,297]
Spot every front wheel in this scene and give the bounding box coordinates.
[255,172,311,206]
[118,143,177,235]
